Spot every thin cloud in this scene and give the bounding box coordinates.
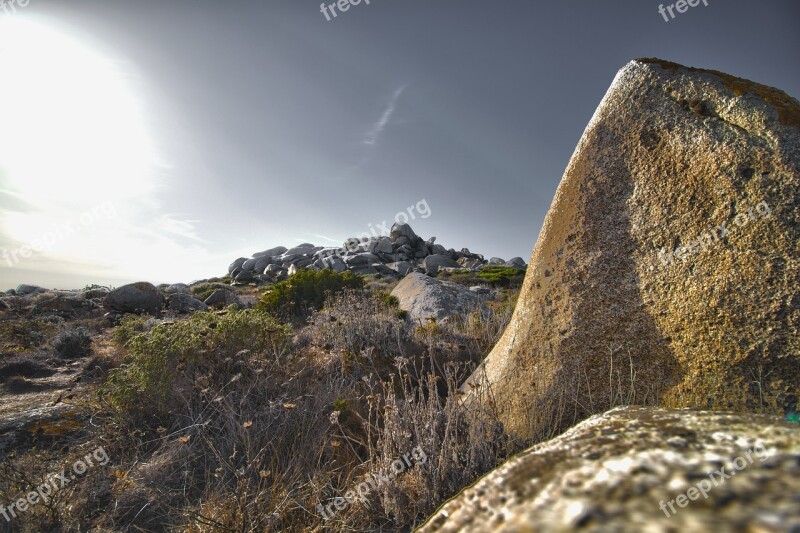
[154,214,207,242]
[300,232,342,244]
[363,84,407,146]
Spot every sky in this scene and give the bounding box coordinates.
[0,0,798,289]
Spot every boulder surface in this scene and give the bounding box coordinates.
[464,58,800,439]
[103,282,163,315]
[391,272,484,323]
[419,406,800,532]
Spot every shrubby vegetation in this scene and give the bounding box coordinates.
[53,327,92,358]
[258,269,363,323]
[1,271,522,531]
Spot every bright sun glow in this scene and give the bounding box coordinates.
[0,18,157,206]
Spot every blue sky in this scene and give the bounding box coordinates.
[0,0,798,289]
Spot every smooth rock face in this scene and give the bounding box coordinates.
[419,406,800,533]
[103,282,163,315]
[464,59,800,440]
[391,272,484,323]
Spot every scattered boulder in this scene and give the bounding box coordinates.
[284,243,316,256]
[419,407,800,532]
[82,287,110,299]
[504,257,527,269]
[464,58,800,439]
[387,261,413,276]
[163,283,190,295]
[228,258,248,275]
[30,293,98,319]
[422,254,461,275]
[204,289,241,308]
[103,282,163,316]
[391,272,485,323]
[167,293,209,314]
[344,253,379,266]
[253,246,287,258]
[264,264,286,275]
[16,284,46,296]
[390,223,418,242]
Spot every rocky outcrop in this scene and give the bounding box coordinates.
[391,272,486,323]
[104,282,164,316]
[226,223,525,284]
[464,58,800,439]
[419,406,800,532]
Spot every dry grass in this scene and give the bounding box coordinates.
[0,286,524,532]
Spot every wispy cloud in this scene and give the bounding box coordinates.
[154,214,206,242]
[363,84,407,146]
[299,232,342,244]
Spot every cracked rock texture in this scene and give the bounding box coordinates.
[418,406,800,533]
[463,58,800,440]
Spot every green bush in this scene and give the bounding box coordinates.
[257,269,363,323]
[112,314,154,347]
[477,266,525,287]
[103,308,290,418]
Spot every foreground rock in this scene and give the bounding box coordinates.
[391,272,485,323]
[103,282,164,315]
[465,58,800,439]
[419,406,800,532]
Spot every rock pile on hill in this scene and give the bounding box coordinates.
[464,58,800,440]
[226,223,526,284]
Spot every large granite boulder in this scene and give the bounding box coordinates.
[391,272,484,323]
[464,58,800,440]
[419,406,800,532]
[104,282,163,315]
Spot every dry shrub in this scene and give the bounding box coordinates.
[18,288,524,532]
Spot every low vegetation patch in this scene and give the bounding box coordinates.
[258,269,363,323]
[3,283,524,532]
